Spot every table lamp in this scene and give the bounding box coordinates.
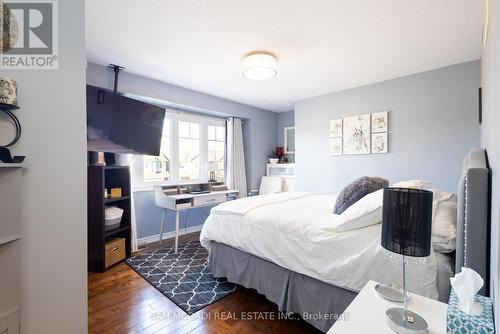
[381,188,433,334]
[208,161,219,182]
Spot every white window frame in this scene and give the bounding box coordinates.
[133,110,226,191]
[207,123,226,182]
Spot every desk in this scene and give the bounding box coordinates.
[154,186,239,253]
[327,280,447,334]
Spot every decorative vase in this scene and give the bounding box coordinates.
[0,77,18,107]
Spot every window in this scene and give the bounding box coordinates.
[178,121,200,181]
[208,125,225,181]
[138,112,226,188]
[143,119,171,182]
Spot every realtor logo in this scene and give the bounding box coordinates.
[0,0,58,69]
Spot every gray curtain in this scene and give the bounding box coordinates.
[226,117,247,197]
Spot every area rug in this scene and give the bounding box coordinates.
[126,239,237,314]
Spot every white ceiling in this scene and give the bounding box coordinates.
[86,0,482,112]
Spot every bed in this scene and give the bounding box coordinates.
[200,149,490,332]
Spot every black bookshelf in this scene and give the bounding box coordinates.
[88,165,132,272]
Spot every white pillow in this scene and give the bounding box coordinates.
[391,179,430,189]
[333,189,384,232]
[432,201,457,253]
[429,188,455,210]
[432,235,456,253]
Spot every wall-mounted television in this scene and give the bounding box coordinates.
[86,85,166,156]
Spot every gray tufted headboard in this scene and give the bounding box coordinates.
[456,148,490,296]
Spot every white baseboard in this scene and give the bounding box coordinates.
[137,224,203,247]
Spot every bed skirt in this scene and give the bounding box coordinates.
[208,241,357,332]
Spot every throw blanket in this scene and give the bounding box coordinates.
[211,191,314,216]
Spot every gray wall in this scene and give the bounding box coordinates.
[0,1,88,332]
[86,63,278,240]
[481,1,500,328]
[295,61,481,194]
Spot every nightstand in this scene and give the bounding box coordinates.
[327,280,447,334]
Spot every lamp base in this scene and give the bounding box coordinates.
[385,308,428,334]
[375,283,408,303]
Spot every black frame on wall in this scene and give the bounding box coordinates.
[479,87,483,125]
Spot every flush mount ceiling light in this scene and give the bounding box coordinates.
[242,52,277,80]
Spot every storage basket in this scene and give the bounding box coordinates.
[105,238,126,268]
[104,206,123,231]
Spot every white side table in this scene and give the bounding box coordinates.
[328,281,447,334]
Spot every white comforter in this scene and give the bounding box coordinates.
[200,192,439,299]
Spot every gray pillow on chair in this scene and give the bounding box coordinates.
[334,176,389,214]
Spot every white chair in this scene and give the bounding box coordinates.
[249,176,284,196]
[282,177,296,192]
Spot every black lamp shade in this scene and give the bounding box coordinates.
[381,188,433,257]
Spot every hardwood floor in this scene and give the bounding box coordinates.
[88,232,322,334]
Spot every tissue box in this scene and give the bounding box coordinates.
[447,288,494,334]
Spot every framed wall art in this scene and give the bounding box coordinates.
[343,114,371,155]
[372,133,388,154]
[371,111,388,133]
[329,137,343,156]
[329,118,343,138]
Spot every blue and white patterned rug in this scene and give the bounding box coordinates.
[126,239,238,314]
